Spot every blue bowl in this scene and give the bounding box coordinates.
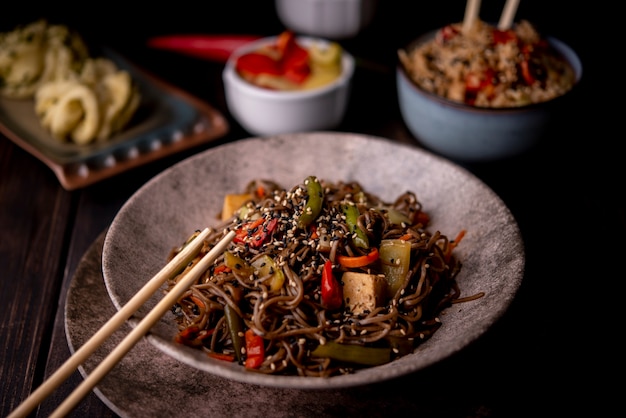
[397,31,583,162]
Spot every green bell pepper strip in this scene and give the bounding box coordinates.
[341,203,369,249]
[311,341,391,366]
[224,304,245,363]
[379,239,412,298]
[297,176,324,229]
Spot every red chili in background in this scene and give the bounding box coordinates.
[236,52,281,76]
[235,30,311,84]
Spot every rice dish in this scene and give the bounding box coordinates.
[398,19,576,108]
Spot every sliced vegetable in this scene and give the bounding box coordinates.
[224,304,245,363]
[375,205,411,226]
[297,176,324,229]
[492,29,517,44]
[321,260,342,310]
[337,247,379,268]
[311,341,391,366]
[276,30,310,83]
[252,254,285,291]
[233,217,278,248]
[444,229,466,262]
[223,251,254,277]
[207,352,235,362]
[244,328,265,369]
[341,202,369,249]
[221,193,254,221]
[236,52,282,76]
[309,42,342,67]
[379,239,412,298]
[174,325,214,347]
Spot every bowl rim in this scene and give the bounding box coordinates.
[397,27,583,113]
[223,35,355,99]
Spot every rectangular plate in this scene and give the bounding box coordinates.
[0,48,229,190]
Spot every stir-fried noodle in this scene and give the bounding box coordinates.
[165,177,479,377]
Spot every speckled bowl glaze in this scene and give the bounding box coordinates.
[397,32,583,162]
[222,36,354,136]
[275,0,379,40]
[102,132,525,390]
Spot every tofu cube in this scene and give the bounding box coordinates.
[342,272,387,314]
[221,193,254,221]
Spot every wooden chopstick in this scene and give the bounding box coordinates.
[498,0,520,30]
[462,0,482,34]
[8,228,234,418]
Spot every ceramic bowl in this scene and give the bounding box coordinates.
[396,30,583,162]
[101,132,525,390]
[222,35,355,136]
[274,0,378,40]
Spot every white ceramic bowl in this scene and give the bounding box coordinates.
[222,35,355,136]
[397,31,583,162]
[275,0,378,40]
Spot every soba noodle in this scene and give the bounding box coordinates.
[165,177,473,377]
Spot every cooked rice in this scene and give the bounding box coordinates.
[398,20,576,108]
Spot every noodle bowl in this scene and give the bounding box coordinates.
[165,176,477,377]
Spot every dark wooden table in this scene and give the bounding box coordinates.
[1,2,619,417]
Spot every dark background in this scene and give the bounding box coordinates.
[1,1,620,417]
[1,0,610,148]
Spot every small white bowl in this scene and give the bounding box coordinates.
[223,35,354,136]
[275,0,378,40]
[397,31,582,162]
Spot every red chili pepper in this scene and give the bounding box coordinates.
[278,32,310,84]
[244,328,265,369]
[213,264,231,275]
[234,30,311,85]
[207,352,235,362]
[337,247,379,268]
[147,34,262,62]
[492,29,517,44]
[255,185,267,198]
[175,326,215,346]
[519,60,535,85]
[445,229,466,262]
[236,52,281,76]
[437,25,459,43]
[321,260,343,310]
[234,217,278,248]
[464,68,496,105]
[414,210,430,226]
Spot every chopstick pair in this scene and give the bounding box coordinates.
[462,0,521,33]
[8,228,235,418]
